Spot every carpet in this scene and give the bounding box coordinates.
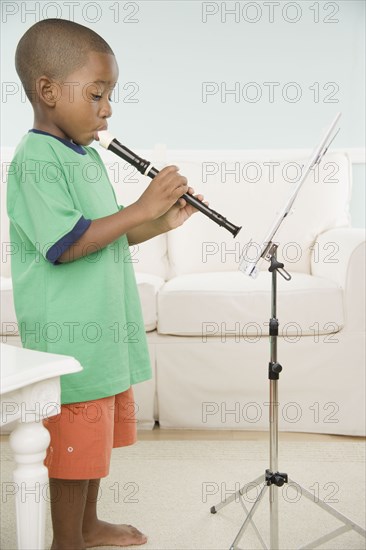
[1,438,365,550]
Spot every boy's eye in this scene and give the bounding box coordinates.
[92,94,113,102]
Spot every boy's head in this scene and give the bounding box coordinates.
[15,19,119,146]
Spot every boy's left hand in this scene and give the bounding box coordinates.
[157,187,208,231]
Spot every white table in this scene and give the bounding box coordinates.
[0,343,82,550]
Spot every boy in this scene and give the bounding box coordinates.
[7,18,204,550]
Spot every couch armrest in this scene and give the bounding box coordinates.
[311,228,365,331]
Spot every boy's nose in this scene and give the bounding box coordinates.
[100,100,112,118]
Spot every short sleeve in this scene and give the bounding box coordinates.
[11,159,91,264]
[46,216,92,264]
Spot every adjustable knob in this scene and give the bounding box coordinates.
[268,362,283,380]
[272,363,282,374]
[274,473,286,487]
[266,470,288,487]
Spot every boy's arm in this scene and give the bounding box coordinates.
[58,202,146,262]
[126,218,169,245]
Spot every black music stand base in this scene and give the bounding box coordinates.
[210,250,366,550]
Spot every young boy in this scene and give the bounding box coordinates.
[7,18,204,550]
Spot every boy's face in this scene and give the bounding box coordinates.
[41,51,119,146]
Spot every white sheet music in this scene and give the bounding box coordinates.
[239,112,342,278]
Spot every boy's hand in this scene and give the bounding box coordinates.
[156,187,208,232]
[135,166,189,221]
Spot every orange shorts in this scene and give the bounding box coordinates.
[43,387,137,480]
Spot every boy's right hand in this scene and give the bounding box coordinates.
[135,166,189,221]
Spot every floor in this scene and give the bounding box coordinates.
[2,425,363,448]
[137,424,364,442]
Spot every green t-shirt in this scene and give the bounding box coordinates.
[6,130,152,404]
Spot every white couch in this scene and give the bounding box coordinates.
[1,146,365,435]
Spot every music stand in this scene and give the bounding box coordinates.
[210,112,366,549]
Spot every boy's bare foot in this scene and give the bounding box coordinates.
[83,520,147,547]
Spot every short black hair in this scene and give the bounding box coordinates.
[15,18,115,104]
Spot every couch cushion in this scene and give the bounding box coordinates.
[135,272,165,332]
[157,271,344,336]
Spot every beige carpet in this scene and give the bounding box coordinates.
[1,438,365,550]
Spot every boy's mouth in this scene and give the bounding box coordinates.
[93,125,108,141]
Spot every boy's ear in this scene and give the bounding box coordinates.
[36,76,62,106]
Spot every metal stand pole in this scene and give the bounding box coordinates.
[210,247,366,550]
[269,254,280,550]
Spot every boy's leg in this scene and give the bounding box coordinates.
[82,479,147,547]
[49,478,89,550]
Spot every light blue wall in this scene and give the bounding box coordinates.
[1,0,365,225]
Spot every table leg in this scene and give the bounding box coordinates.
[9,421,50,550]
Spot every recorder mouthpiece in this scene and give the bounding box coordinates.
[97,130,115,149]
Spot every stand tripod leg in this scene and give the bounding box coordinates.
[299,525,358,550]
[230,482,269,550]
[238,496,269,550]
[211,475,268,549]
[287,478,366,549]
[211,475,264,513]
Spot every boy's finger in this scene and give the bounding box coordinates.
[159,165,179,176]
[174,186,187,200]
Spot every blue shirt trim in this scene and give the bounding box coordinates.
[47,216,92,265]
[28,129,86,155]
